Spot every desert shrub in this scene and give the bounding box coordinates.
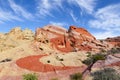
[91,68,120,80]
[46,40,49,43]
[23,73,38,80]
[107,48,120,54]
[0,58,12,63]
[47,60,50,63]
[82,53,106,65]
[56,56,64,61]
[59,58,64,61]
[39,47,43,50]
[70,73,83,80]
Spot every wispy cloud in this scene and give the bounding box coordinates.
[89,3,120,39]
[0,8,22,23]
[49,21,68,27]
[8,0,34,20]
[70,10,78,23]
[36,0,63,17]
[68,0,96,14]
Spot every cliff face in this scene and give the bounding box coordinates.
[35,25,109,52]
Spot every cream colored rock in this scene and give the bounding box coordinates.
[40,52,87,66]
[7,27,23,40]
[23,28,34,40]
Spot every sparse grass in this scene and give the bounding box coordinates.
[23,73,38,80]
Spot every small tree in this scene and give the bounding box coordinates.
[91,68,120,80]
[23,73,38,80]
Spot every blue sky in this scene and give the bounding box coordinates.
[0,0,120,39]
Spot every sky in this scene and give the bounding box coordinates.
[0,0,120,39]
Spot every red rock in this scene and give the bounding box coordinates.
[50,36,74,53]
[35,25,107,52]
[105,36,120,47]
[69,26,96,41]
[16,55,78,72]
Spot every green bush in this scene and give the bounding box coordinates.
[82,53,106,65]
[70,73,83,80]
[23,73,38,80]
[91,68,120,80]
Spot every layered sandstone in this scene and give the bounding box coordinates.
[35,25,109,52]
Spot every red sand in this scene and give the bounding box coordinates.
[16,55,77,72]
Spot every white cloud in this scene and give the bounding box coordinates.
[89,4,120,39]
[37,0,63,17]
[70,11,78,23]
[68,0,96,14]
[89,4,120,31]
[8,0,34,20]
[0,8,22,23]
[93,31,116,39]
[49,21,68,27]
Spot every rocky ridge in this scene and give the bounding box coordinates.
[105,36,120,47]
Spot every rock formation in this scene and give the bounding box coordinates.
[0,25,119,80]
[35,25,109,53]
[0,27,34,52]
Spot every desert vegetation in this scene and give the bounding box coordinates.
[23,73,38,80]
[91,68,120,80]
[70,73,83,80]
[82,53,106,66]
[107,47,120,54]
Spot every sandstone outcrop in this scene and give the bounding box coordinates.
[35,25,109,52]
[0,27,34,52]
